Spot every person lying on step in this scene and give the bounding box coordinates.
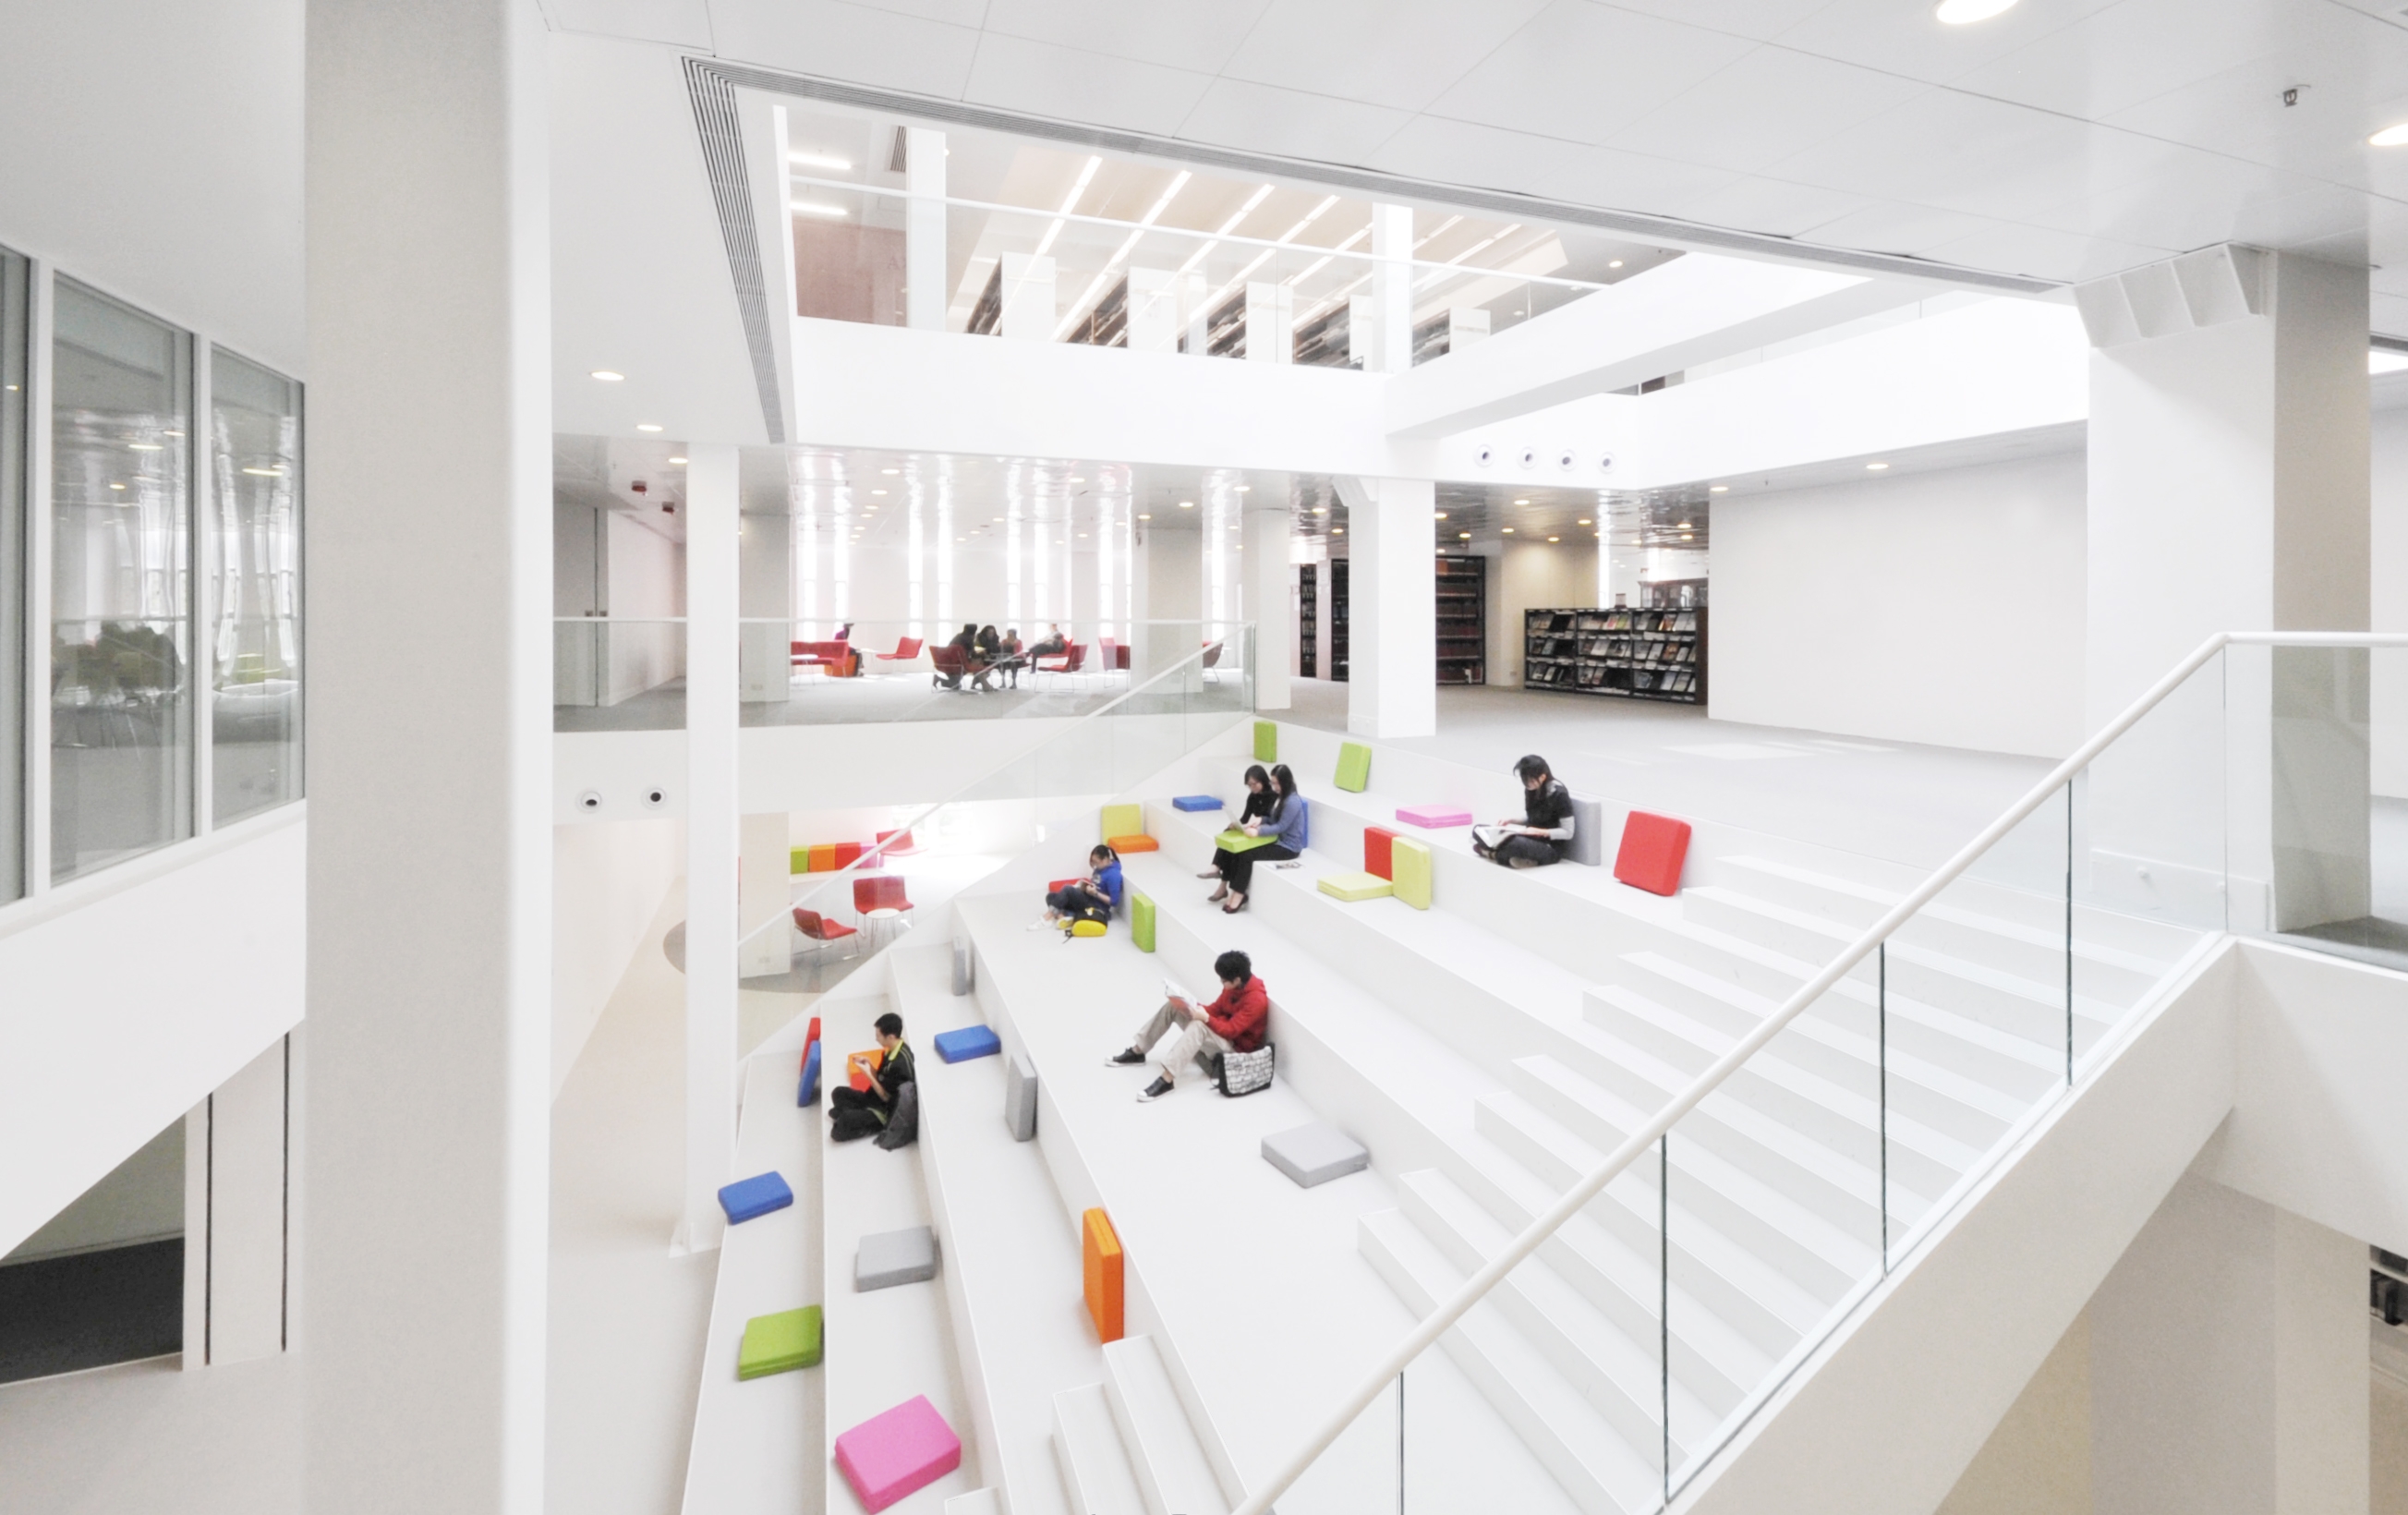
[1107,950,1268,1103]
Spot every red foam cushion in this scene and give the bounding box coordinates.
[1363,825,1398,881]
[1614,811,1692,897]
[832,841,865,867]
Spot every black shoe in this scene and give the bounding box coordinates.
[1108,1048,1146,1066]
[1137,1076,1174,1103]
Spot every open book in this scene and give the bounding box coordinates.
[1472,823,1513,852]
[1163,977,1192,1005]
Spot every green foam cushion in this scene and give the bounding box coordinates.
[1391,839,1433,911]
[1335,742,1372,794]
[790,845,811,875]
[1253,721,1277,761]
[739,1305,822,1378]
[1131,891,1156,953]
[1317,871,1394,903]
[1100,803,1143,842]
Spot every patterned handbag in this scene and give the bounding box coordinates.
[1214,1042,1276,1097]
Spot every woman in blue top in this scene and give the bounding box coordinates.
[1035,844,1123,930]
[1214,763,1306,914]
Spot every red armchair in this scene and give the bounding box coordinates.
[852,873,914,917]
[876,636,924,666]
[793,907,858,957]
[792,640,860,677]
[929,643,970,689]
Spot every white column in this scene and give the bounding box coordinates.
[739,813,789,979]
[682,442,739,1253]
[1136,518,1201,686]
[303,0,551,1507]
[1245,283,1294,364]
[185,1035,292,1367]
[904,127,946,333]
[1247,496,1292,710]
[2083,248,2369,930]
[1338,477,1436,737]
[998,254,1057,341]
[1370,204,1414,375]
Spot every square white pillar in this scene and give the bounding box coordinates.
[1245,282,1294,363]
[739,813,790,979]
[998,253,1056,341]
[904,127,946,333]
[185,1034,292,1368]
[1247,500,1292,710]
[682,442,740,1252]
[1337,477,1436,738]
[1370,204,1413,374]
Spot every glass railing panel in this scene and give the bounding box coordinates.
[552,618,686,732]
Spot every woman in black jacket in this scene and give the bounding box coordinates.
[1197,765,1276,884]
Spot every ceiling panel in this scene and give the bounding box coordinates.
[962,32,1218,137]
[1170,76,1414,162]
[978,0,1277,74]
[1424,2,1761,147]
[1596,0,1843,44]
[1921,221,2175,284]
[1946,0,2287,121]
[1218,0,1555,115]
[706,0,983,98]
[1782,198,2021,258]
[1531,144,1746,220]
[1363,115,1593,198]
[1768,0,2124,86]
[1671,175,1882,237]
[1603,44,1930,175]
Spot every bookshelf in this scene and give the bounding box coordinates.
[1329,559,1350,683]
[1434,553,1485,685]
[1297,564,1318,678]
[1522,606,1707,704]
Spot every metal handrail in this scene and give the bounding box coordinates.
[743,630,1252,947]
[1231,628,2408,1515]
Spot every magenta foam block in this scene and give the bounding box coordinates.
[834,1395,962,1511]
[1396,805,1472,830]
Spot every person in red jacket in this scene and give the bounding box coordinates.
[1107,950,1267,1103]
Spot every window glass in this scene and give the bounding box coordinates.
[50,279,192,881]
[208,349,301,823]
[0,248,25,903]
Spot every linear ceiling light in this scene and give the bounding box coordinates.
[1033,155,1105,260]
[1177,183,1277,276]
[1055,169,1194,339]
[792,200,847,217]
[789,151,853,171]
[2374,123,2408,146]
[589,370,623,382]
[1935,0,2017,20]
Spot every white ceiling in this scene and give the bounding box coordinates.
[544,0,2408,333]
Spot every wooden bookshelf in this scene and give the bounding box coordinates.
[1435,553,1485,685]
[1522,605,1707,704]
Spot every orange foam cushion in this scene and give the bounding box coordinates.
[808,843,838,873]
[1083,1207,1124,1343]
[1363,825,1398,881]
[1107,834,1159,854]
[846,1048,885,1093]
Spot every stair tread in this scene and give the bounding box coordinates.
[1053,1383,1148,1515]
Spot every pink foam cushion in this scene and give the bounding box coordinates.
[1614,810,1693,897]
[1396,806,1472,830]
[834,1396,962,1511]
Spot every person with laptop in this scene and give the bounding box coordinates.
[1106,950,1268,1103]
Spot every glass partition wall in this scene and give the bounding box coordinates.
[49,278,194,882]
[0,248,25,903]
[207,349,302,822]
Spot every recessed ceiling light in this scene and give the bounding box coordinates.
[789,151,853,171]
[1068,476,1084,483]
[240,466,284,477]
[2374,123,2408,147]
[1079,532,1089,538]
[127,442,161,452]
[669,456,687,465]
[1235,484,1251,492]
[637,423,663,432]
[109,481,127,491]
[1502,527,1515,534]
[1709,485,1729,493]
[1577,517,1592,525]
[1935,0,2017,20]
[1434,511,1448,519]
[1513,498,1530,505]
[1179,501,1194,508]
[792,201,847,218]
[1681,532,1694,540]
[881,467,900,475]
[1332,527,1344,535]
[1866,461,1889,470]
[1547,536,1561,542]
[590,370,623,382]
[1609,260,1624,269]
[1137,513,1152,520]
[871,489,887,495]
[1458,531,1471,539]
[993,516,1004,523]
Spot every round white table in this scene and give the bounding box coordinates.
[864,906,903,951]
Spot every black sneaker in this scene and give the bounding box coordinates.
[1107,1048,1146,1066]
[1136,1076,1174,1102]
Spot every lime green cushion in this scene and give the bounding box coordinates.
[1100,803,1143,842]
[1317,871,1394,903]
[1131,891,1156,953]
[1391,839,1433,911]
[1215,828,1280,854]
[1253,721,1277,762]
[1335,742,1372,794]
[739,1305,822,1378]
[790,845,811,875]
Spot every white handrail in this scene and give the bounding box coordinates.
[1232,628,2408,1515]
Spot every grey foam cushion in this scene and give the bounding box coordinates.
[1261,1123,1369,1189]
[1567,794,1603,867]
[855,1225,938,1291]
[1004,1052,1038,1143]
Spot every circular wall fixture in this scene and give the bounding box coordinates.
[1517,446,1538,469]
[643,787,669,809]
[1473,445,1494,467]
[1556,449,1578,472]
[1598,453,1617,474]
[577,790,603,812]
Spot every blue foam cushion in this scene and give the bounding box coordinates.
[719,1170,794,1225]
[798,1041,823,1108]
[933,1024,1001,1063]
[1172,795,1225,812]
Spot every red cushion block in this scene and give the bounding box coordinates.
[1614,811,1692,897]
[1363,825,1398,881]
[831,841,865,868]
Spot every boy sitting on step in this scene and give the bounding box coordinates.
[1107,951,1267,1103]
[829,1012,916,1142]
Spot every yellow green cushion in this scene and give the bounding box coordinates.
[1131,891,1156,952]
[1100,803,1143,842]
[1392,839,1433,911]
[1214,828,1280,854]
[738,1305,822,1378]
[1253,721,1277,761]
[1335,742,1372,794]
[791,845,810,875]
[1317,871,1394,903]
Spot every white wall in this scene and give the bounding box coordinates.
[0,814,306,1257]
[1486,539,1596,686]
[551,818,683,1096]
[605,508,684,701]
[3,1118,184,1263]
[1711,451,2087,758]
[0,0,305,374]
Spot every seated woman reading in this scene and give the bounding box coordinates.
[828,1012,916,1142]
[1107,950,1268,1103]
[1211,762,1305,915]
[1033,844,1122,931]
[1197,764,1276,882]
[1473,754,1576,868]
